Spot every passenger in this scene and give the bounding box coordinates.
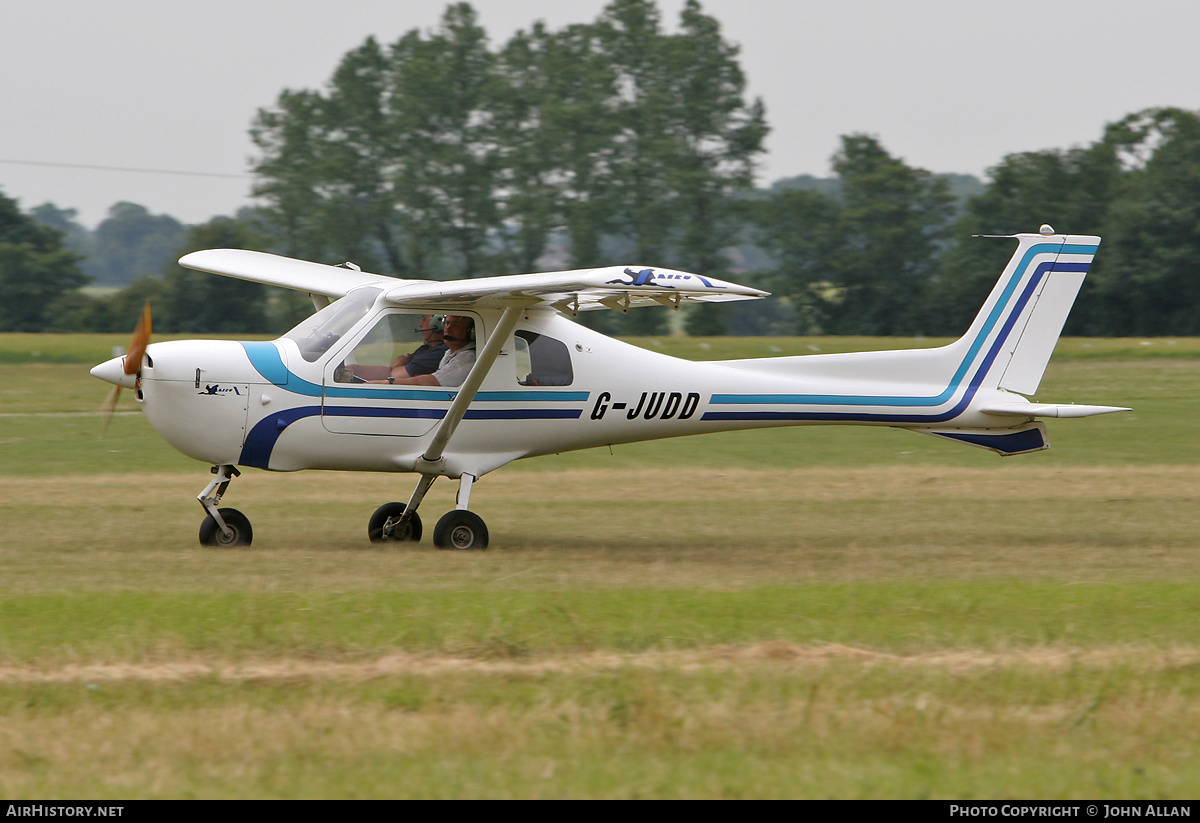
[389,314,448,378]
[341,314,447,383]
[382,315,476,387]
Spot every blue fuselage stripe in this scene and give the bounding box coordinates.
[235,343,586,467]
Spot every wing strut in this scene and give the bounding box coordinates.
[398,304,528,532]
[416,303,528,472]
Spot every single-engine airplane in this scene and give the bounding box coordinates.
[91,224,1128,550]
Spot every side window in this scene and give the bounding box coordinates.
[515,330,573,386]
[334,312,442,384]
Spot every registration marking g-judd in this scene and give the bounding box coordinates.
[237,341,588,467]
[704,243,1096,424]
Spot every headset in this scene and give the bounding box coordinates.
[443,315,475,343]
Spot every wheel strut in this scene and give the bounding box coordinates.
[198,464,240,539]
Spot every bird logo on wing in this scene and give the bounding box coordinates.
[607,267,674,288]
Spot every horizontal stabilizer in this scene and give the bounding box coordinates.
[980,402,1132,419]
[911,422,1049,456]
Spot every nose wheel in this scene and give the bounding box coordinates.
[197,465,253,547]
[199,508,253,547]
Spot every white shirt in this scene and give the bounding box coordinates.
[432,343,476,387]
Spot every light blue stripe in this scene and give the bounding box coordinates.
[476,391,590,402]
[240,342,586,402]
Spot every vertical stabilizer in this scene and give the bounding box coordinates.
[955,229,1100,397]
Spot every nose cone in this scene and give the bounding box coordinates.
[91,356,137,389]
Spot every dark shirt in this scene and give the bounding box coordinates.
[405,343,448,377]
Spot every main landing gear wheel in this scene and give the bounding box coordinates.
[368,502,422,544]
[199,507,253,547]
[433,510,489,551]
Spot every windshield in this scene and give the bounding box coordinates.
[282,288,382,362]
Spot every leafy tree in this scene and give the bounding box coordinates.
[161,218,274,333]
[1091,108,1200,335]
[530,22,629,276]
[756,135,954,335]
[750,187,843,334]
[28,203,94,260]
[933,140,1120,335]
[390,4,501,277]
[86,202,187,286]
[46,275,168,335]
[0,189,87,332]
[253,6,501,279]
[669,0,767,335]
[491,21,617,274]
[593,0,766,334]
[829,135,956,335]
[250,0,767,338]
[252,44,410,274]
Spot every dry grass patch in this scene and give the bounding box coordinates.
[2,642,1200,684]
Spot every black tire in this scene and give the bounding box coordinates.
[199,508,253,547]
[433,510,488,550]
[368,502,422,544]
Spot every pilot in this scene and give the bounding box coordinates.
[381,315,476,387]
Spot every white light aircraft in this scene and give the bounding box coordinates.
[91,225,1128,550]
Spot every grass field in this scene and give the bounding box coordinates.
[1,334,1198,798]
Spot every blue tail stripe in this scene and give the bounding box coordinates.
[706,257,1091,422]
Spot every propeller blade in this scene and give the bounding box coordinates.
[100,302,151,437]
[124,302,152,375]
[99,384,122,438]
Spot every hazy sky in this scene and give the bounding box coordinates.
[2,0,1197,227]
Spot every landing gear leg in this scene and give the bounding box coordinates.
[433,474,488,550]
[197,464,252,547]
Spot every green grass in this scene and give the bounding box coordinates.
[1,583,1198,664]
[2,334,1200,798]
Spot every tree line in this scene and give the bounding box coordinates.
[3,0,1199,337]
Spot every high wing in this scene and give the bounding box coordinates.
[178,250,768,313]
[382,266,767,314]
[178,249,404,298]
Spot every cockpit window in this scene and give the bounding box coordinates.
[283,288,381,362]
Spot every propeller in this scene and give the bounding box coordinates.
[98,302,152,436]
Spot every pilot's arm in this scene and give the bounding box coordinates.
[388,373,440,386]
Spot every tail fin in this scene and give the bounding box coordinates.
[950,228,1100,396]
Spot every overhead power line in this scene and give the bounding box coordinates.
[0,158,251,180]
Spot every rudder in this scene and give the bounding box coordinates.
[951,228,1100,397]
